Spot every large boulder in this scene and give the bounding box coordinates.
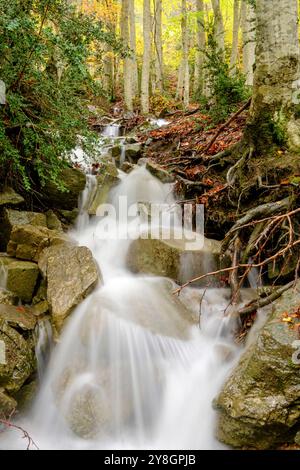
[0,319,35,394]
[43,167,86,210]
[125,143,142,163]
[127,230,226,284]
[214,282,300,449]
[0,304,37,331]
[0,187,24,207]
[0,255,39,302]
[7,224,70,262]
[39,245,100,332]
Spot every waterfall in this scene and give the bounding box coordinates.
[35,319,53,380]
[0,260,7,290]
[0,134,243,451]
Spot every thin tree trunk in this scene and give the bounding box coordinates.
[240,0,256,86]
[182,0,190,108]
[141,0,151,114]
[211,0,225,56]
[176,59,184,100]
[154,0,163,92]
[250,0,300,150]
[193,0,206,96]
[129,0,139,96]
[229,0,241,76]
[121,0,133,111]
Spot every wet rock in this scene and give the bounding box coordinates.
[125,143,142,163]
[121,162,135,174]
[39,245,100,332]
[88,163,119,215]
[295,431,300,446]
[146,161,175,183]
[57,208,79,225]
[0,304,37,330]
[13,380,37,411]
[0,319,35,394]
[215,281,300,449]
[0,187,24,207]
[0,255,39,302]
[7,224,70,262]
[127,230,226,284]
[43,167,86,210]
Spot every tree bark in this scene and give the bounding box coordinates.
[129,0,139,96]
[229,0,241,76]
[193,0,206,95]
[141,0,151,114]
[181,0,190,108]
[154,0,163,92]
[121,0,133,112]
[240,0,256,86]
[211,0,225,56]
[249,0,300,151]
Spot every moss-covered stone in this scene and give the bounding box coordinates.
[43,167,86,210]
[87,162,119,215]
[215,281,300,449]
[0,208,47,250]
[0,304,37,330]
[0,319,35,394]
[13,380,37,411]
[0,188,24,207]
[0,390,17,416]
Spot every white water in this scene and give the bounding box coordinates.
[0,127,245,451]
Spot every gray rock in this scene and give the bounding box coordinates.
[39,245,101,332]
[215,281,300,449]
[0,304,37,330]
[0,255,39,302]
[0,208,47,250]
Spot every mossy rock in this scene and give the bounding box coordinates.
[0,255,39,302]
[215,281,300,449]
[0,319,35,394]
[43,167,86,210]
[0,188,24,207]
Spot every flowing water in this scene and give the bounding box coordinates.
[1,124,245,450]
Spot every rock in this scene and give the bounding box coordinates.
[13,380,37,411]
[0,208,47,250]
[87,163,119,215]
[39,245,100,332]
[58,208,79,225]
[215,281,300,449]
[0,304,37,330]
[146,161,175,183]
[125,143,142,163]
[295,431,300,446]
[121,162,135,174]
[0,391,17,416]
[111,145,121,160]
[7,224,70,262]
[46,210,63,232]
[43,167,86,210]
[0,255,39,302]
[127,230,226,284]
[0,288,17,306]
[0,319,35,393]
[0,187,24,207]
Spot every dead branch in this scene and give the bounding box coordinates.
[0,413,39,450]
[201,98,251,155]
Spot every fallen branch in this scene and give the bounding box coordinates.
[201,98,251,155]
[0,415,39,450]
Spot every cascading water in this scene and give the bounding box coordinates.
[1,128,245,450]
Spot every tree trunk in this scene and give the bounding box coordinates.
[211,0,225,56]
[121,0,133,112]
[154,0,163,92]
[240,0,256,86]
[193,0,206,96]
[129,0,139,96]
[181,0,190,108]
[141,0,151,114]
[249,0,300,151]
[229,0,240,76]
[176,59,184,101]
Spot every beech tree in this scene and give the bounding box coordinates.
[121,0,133,111]
[211,0,225,56]
[141,0,151,114]
[194,0,206,95]
[154,0,164,92]
[240,0,256,86]
[229,0,241,76]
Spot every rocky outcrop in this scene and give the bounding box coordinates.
[43,167,86,210]
[0,255,39,302]
[0,208,47,250]
[146,161,174,183]
[7,224,70,262]
[39,245,100,332]
[0,304,37,330]
[215,282,300,449]
[124,143,142,163]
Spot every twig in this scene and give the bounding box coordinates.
[0,416,39,450]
